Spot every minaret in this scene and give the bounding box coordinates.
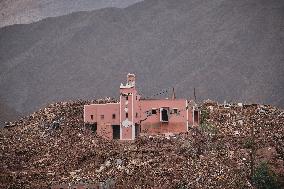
[119,73,139,140]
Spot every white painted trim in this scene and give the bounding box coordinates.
[186,100,189,131]
[132,93,134,140]
[120,81,135,89]
[160,108,163,122]
[120,86,134,89]
[119,95,122,140]
[198,110,200,125]
[120,139,134,141]
[85,104,98,107]
[83,105,86,122]
[93,103,119,106]
[192,106,195,126]
[172,108,178,114]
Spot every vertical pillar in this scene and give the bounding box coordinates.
[186,100,189,131]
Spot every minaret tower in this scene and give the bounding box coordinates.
[119,73,140,140]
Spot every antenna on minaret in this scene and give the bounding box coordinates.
[194,87,196,102]
[171,87,176,100]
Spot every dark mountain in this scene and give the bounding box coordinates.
[0,0,283,122]
[0,0,142,28]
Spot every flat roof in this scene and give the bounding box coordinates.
[140,98,187,101]
[84,102,119,106]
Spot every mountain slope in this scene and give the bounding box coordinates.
[0,0,283,121]
[0,0,143,28]
[0,100,20,127]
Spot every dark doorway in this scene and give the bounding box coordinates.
[161,108,169,122]
[90,123,97,133]
[85,123,97,133]
[194,110,199,124]
[135,123,140,138]
[112,125,120,139]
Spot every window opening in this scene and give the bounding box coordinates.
[173,108,178,114]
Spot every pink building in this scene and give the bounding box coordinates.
[84,74,199,140]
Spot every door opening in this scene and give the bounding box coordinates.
[194,110,199,124]
[135,123,140,138]
[85,123,97,133]
[90,123,97,133]
[112,125,120,139]
[160,108,169,122]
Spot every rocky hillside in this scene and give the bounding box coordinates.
[0,0,283,124]
[0,99,283,188]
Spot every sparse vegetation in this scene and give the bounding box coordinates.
[201,109,209,125]
[175,181,189,189]
[244,138,254,149]
[252,162,280,189]
[200,122,218,135]
[200,109,218,135]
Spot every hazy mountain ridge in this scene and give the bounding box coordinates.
[0,0,283,122]
[0,0,143,28]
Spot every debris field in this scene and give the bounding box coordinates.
[0,99,283,188]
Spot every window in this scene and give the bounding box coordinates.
[126,113,128,118]
[112,114,116,119]
[136,96,138,100]
[100,115,104,120]
[173,108,178,114]
[151,109,157,114]
[136,112,138,118]
[90,115,94,120]
[126,96,128,100]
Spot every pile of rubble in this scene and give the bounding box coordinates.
[0,99,283,188]
[201,101,284,157]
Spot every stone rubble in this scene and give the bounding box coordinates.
[0,99,283,188]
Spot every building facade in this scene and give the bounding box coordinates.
[84,74,199,140]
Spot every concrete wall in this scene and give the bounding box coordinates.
[139,99,189,134]
[84,103,120,139]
